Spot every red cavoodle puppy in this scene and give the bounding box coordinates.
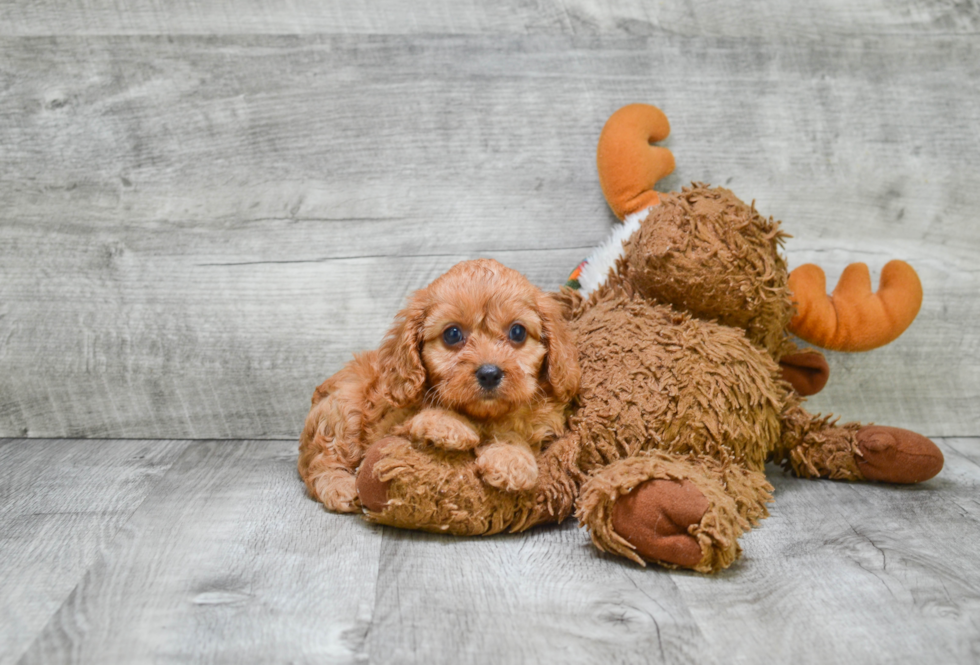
[298,259,580,513]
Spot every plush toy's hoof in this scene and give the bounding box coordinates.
[611,479,708,568]
[355,438,397,512]
[856,426,944,483]
[779,349,830,396]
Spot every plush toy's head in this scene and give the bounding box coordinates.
[588,103,924,355]
[619,186,793,357]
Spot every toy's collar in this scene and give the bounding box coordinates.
[566,206,650,295]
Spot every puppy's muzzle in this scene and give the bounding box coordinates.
[475,364,504,391]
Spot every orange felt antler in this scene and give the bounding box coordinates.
[788,260,923,351]
[597,104,676,220]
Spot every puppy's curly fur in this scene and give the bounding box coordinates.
[298,259,580,512]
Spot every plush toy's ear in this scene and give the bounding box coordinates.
[376,292,428,408]
[597,104,676,220]
[537,293,581,402]
[779,349,830,396]
[788,260,923,351]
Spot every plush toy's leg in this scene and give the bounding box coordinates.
[776,404,944,483]
[356,438,394,513]
[576,451,772,573]
[356,436,514,535]
[355,433,580,536]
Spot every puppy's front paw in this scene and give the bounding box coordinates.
[407,409,480,451]
[476,442,539,492]
[313,471,360,513]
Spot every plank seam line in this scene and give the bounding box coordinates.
[196,246,598,267]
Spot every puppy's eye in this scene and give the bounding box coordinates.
[442,325,464,346]
[508,323,527,343]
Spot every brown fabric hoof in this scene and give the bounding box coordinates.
[856,426,944,483]
[779,350,830,396]
[611,479,709,568]
[355,438,398,512]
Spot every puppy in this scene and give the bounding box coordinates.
[298,259,580,513]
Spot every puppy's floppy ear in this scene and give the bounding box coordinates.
[537,291,581,402]
[376,291,428,408]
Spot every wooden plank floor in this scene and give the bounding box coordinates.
[2,1,979,662]
[1,437,978,664]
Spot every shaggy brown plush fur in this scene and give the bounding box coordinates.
[350,184,943,572]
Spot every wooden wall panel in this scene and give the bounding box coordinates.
[2,0,977,36]
[1,33,977,438]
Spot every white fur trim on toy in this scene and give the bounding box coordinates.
[576,207,650,296]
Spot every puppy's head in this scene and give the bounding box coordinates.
[377,259,579,419]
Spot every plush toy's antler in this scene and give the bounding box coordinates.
[597,104,675,220]
[788,260,923,351]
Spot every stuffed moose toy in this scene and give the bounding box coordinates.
[301,104,943,572]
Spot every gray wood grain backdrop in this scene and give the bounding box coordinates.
[1,3,978,440]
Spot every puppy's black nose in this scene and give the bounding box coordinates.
[476,364,504,390]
